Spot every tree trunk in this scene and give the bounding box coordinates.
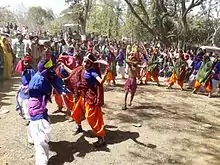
[212,26,220,46]
[181,15,188,50]
[81,19,86,35]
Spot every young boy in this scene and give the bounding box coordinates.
[122,53,141,110]
[27,59,69,164]
[16,56,35,123]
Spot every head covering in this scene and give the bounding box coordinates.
[128,53,138,62]
[68,51,73,56]
[44,59,53,69]
[38,60,45,72]
[84,53,97,63]
[23,56,32,63]
[57,55,76,70]
[15,56,33,73]
[195,55,203,61]
[131,46,137,53]
[184,53,190,60]
[38,59,53,73]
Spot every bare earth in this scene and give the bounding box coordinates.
[0,77,220,165]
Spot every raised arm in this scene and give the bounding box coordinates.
[126,58,142,66]
[61,63,72,74]
[96,74,108,85]
[96,66,110,85]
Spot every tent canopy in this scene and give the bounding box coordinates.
[200,46,220,55]
[62,24,81,27]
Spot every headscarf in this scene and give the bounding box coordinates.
[84,53,97,63]
[37,59,54,78]
[131,45,137,54]
[57,55,76,70]
[15,56,33,73]
[184,53,190,60]
[195,55,203,61]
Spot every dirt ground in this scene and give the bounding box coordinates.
[0,77,220,165]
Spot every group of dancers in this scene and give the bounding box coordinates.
[15,38,220,165]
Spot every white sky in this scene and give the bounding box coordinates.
[0,0,67,15]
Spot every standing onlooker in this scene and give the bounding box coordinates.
[1,36,13,79]
[25,36,34,54]
[106,44,117,85]
[13,34,25,71]
[0,43,4,79]
[9,23,13,30]
[59,39,68,54]
[4,23,10,35]
[31,36,41,69]
[116,47,126,79]
[14,23,18,31]
[125,43,132,73]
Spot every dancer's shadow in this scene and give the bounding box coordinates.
[49,114,67,124]
[83,126,148,148]
[48,135,110,165]
[102,128,148,147]
[48,126,149,165]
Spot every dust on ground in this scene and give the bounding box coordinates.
[0,78,219,165]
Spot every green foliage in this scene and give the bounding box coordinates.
[60,3,84,23]
[47,20,61,36]
[6,0,220,47]
[87,1,121,38]
[0,7,16,26]
[122,10,153,42]
[27,6,55,29]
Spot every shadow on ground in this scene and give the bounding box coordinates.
[169,138,220,165]
[103,87,220,165]
[0,77,20,108]
[49,114,68,124]
[48,135,109,165]
[48,127,146,165]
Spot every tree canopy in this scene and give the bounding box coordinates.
[1,0,220,47]
[0,7,16,26]
[26,6,55,30]
[60,0,220,47]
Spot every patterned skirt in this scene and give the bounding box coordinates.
[124,77,137,93]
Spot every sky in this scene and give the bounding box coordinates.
[0,0,67,15]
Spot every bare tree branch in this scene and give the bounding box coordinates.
[137,0,150,23]
[183,0,205,18]
[124,0,155,36]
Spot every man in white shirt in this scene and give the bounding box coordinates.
[13,34,25,71]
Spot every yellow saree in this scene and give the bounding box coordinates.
[0,39,13,79]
